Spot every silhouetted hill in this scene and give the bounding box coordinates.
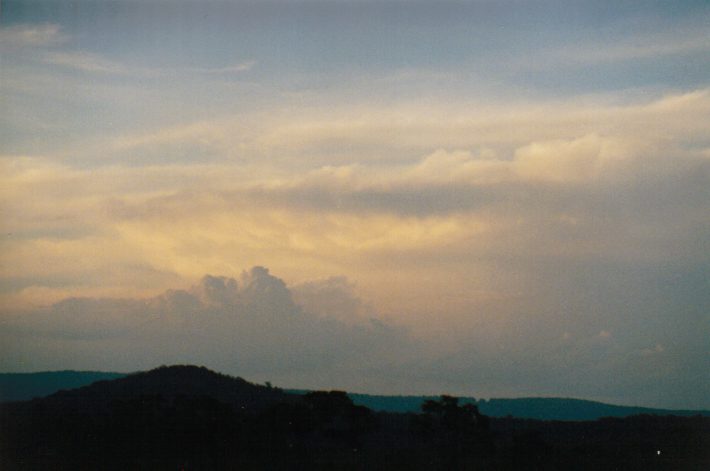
[0,365,381,470]
[36,365,290,413]
[1,365,708,470]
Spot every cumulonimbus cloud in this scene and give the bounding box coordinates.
[0,267,416,387]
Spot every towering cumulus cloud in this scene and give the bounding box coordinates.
[0,267,415,391]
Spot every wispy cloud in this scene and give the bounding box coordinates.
[43,52,136,75]
[0,24,66,47]
[190,61,257,74]
[525,27,710,69]
[43,51,255,77]
[97,88,710,171]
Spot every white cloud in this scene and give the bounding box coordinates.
[76,88,709,173]
[513,134,628,183]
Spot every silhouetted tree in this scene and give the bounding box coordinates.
[414,395,493,468]
[421,395,489,432]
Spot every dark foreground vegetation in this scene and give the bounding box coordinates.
[1,365,708,470]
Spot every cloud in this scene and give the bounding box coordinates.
[2,90,708,318]
[0,267,415,390]
[549,27,710,65]
[43,52,136,75]
[191,61,256,74]
[86,88,710,171]
[1,263,707,408]
[513,134,622,183]
[291,276,375,323]
[1,90,708,407]
[0,24,66,48]
[43,51,255,77]
[2,2,708,410]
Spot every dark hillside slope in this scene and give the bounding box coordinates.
[1,366,708,470]
[0,366,379,470]
[0,366,296,470]
[33,365,289,412]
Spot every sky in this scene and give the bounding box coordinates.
[0,0,708,409]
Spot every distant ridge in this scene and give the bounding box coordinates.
[2,369,707,420]
[346,393,710,421]
[0,370,126,402]
[477,397,710,421]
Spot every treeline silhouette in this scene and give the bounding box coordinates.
[1,365,708,470]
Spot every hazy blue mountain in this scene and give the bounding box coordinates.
[477,397,710,421]
[344,393,476,414]
[0,371,127,402]
[346,394,710,420]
